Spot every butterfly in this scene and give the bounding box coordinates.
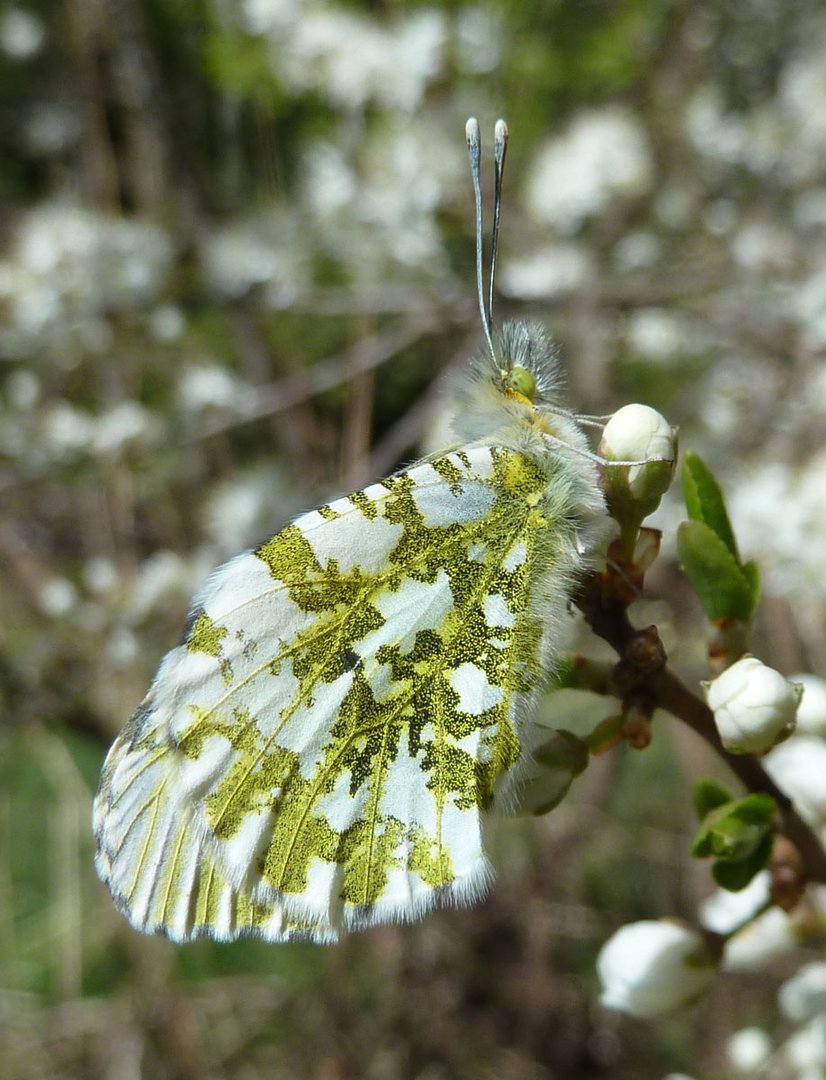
[93,119,612,943]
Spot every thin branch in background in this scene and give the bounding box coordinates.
[194,313,439,441]
[339,320,377,490]
[64,0,120,209]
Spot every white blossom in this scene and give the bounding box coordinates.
[792,674,826,737]
[699,870,771,934]
[500,243,591,300]
[526,107,653,234]
[726,1027,773,1074]
[779,963,826,1023]
[0,8,45,59]
[625,308,687,365]
[178,365,254,413]
[723,906,799,972]
[764,735,826,827]
[597,920,716,1018]
[38,576,78,617]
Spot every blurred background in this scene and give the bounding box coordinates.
[2,0,826,1077]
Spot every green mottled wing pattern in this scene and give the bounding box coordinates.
[94,444,585,942]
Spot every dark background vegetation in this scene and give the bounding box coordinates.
[2,0,826,1076]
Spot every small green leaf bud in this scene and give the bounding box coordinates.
[512,730,589,815]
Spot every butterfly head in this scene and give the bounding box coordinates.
[501,363,536,404]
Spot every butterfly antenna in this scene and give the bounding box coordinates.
[465,117,497,364]
[488,118,509,327]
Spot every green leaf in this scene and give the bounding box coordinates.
[677,521,757,622]
[682,453,739,559]
[711,832,774,892]
[727,793,776,826]
[691,794,776,862]
[741,560,761,616]
[693,778,733,820]
[534,730,590,777]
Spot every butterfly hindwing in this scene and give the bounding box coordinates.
[94,443,583,941]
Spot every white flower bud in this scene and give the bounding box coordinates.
[705,657,800,754]
[722,907,798,972]
[779,963,826,1023]
[597,920,716,1018]
[699,870,770,934]
[726,1027,773,1074]
[599,403,676,498]
[764,735,826,827]
[781,1017,826,1074]
[792,674,826,737]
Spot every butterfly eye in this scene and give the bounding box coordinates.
[505,364,536,402]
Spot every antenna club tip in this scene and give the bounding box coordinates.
[495,118,509,136]
[465,117,480,140]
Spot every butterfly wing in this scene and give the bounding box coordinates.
[94,444,582,941]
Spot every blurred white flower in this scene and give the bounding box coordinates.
[83,556,119,595]
[685,86,784,175]
[264,7,445,113]
[0,7,45,59]
[723,906,799,972]
[125,551,191,622]
[0,204,172,349]
[455,7,500,74]
[780,42,826,180]
[526,107,653,234]
[203,465,297,556]
[500,244,591,300]
[38,576,78,617]
[202,215,306,303]
[240,0,301,34]
[699,870,771,934]
[790,269,826,351]
[726,1026,773,1074]
[728,451,826,598]
[612,231,661,272]
[92,402,159,456]
[178,365,253,413]
[780,963,826,1023]
[301,121,460,282]
[597,920,716,1018]
[705,656,800,754]
[732,220,794,272]
[5,368,40,408]
[105,626,139,668]
[792,674,826,737]
[626,308,686,365]
[25,103,82,155]
[764,735,826,827]
[781,1015,826,1076]
[41,402,95,455]
[149,304,185,343]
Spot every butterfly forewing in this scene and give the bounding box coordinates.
[94,443,580,941]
